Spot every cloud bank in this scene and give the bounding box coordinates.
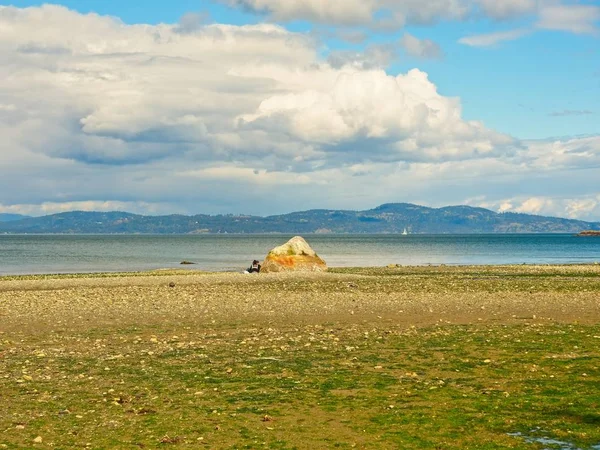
[226,0,599,37]
[0,5,599,220]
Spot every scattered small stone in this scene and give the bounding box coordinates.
[160,435,182,444]
[168,282,176,288]
[33,436,43,444]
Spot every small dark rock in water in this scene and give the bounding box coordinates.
[180,261,196,265]
[169,282,176,288]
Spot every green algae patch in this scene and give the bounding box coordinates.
[2,322,600,449]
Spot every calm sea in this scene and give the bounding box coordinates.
[1,234,599,275]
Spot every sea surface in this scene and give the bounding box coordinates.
[1,234,599,275]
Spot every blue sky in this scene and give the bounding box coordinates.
[1,1,599,219]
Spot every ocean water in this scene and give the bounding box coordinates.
[0,234,599,275]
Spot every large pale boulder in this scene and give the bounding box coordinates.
[261,236,327,273]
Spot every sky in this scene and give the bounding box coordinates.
[1,1,599,220]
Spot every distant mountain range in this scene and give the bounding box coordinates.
[1,203,599,234]
[0,213,30,222]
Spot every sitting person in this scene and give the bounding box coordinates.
[246,260,261,273]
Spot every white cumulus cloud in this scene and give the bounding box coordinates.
[0,201,168,217]
[400,33,444,59]
[469,194,600,221]
[475,0,537,20]
[240,68,514,161]
[537,4,600,35]
[225,0,484,29]
[459,28,531,47]
[225,0,599,34]
[226,0,375,25]
[0,4,598,219]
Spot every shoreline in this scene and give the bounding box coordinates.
[2,264,599,334]
[3,234,600,277]
[2,261,600,280]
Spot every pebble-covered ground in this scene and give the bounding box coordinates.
[1,265,600,449]
[1,265,599,333]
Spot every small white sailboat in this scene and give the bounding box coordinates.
[402,228,408,235]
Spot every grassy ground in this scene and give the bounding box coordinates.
[1,265,599,449]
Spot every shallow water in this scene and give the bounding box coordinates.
[508,431,600,450]
[1,233,599,275]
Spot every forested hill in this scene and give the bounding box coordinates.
[0,203,599,234]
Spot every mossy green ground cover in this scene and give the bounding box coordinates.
[1,266,599,449]
[3,324,599,448]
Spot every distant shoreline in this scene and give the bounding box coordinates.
[0,231,593,236]
[1,203,599,234]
